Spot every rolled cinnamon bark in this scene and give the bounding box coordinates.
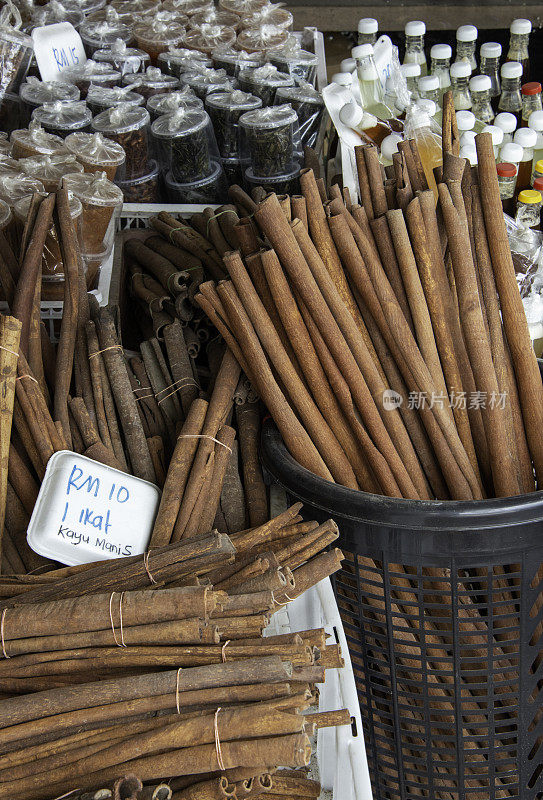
[215,438,246,534]
[0,315,21,565]
[354,145,374,220]
[190,424,236,537]
[363,146,388,217]
[163,320,199,416]
[235,402,268,528]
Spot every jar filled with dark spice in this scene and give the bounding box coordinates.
[133,16,187,65]
[239,104,299,177]
[65,131,126,181]
[0,11,34,97]
[63,170,123,257]
[93,38,151,76]
[157,47,212,78]
[147,87,203,121]
[220,155,242,185]
[62,60,121,99]
[244,2,293,31]
[244,163,300,194]
[32,100,93,138]
[115,158,159,201]
[79,17,133,57]
[238,62,294,106]
[205,89,261,158]
[190,7,240,30]
[151,106,215,182]
[123,67,179,100]
[19,152,84,192]
[19,77,80,125]
[180,67,235,100]
[268,43,319,84]
[86,83,144,115]
[164,158,227,202]
[92,103,151,181]
[29,1,84,30]
[211,47,262,77]
[275,81,324,147]
[0,93,21,135]
[236,24,289,55]
[10,119,67,159]
[181,24,236,56]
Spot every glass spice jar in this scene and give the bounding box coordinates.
[401,63,421,101]
[123,67,179,100]
[516,188,541,230]
[93,39,151,76]
[506,18,531,81]
[205,89,261,158]
[469,74,494,124]
[238,63,294,106]
[496,161,517,213]
[494,111,517,145]
[151,106,213,183]
[449,61,471,111]
[211,47,261,77]
[10,120,67,159]
[239,104,299,177]
[79,18,133,57]
[357,18,378,46]
[63,170,123,257]
[417,74,439,106]
[19,77,79,126]
[91,103,151,180]
[521,82,542,125]
[64,131,126,181]
[31,101,93,138]
[62,60,121,99]
[179,67,235,100]
[403,20,427,76]
[499,61,523,117]
[147,88,203,122]
[455,25,477,71]
[86,84,144,115]
[18,152,84,192]
[479,41,502,99]
[158,47,212,78]
[133,15,187,65]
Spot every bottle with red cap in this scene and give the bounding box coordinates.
[521,82,542,126]
[496,161,517,214]
[533,175,543,194]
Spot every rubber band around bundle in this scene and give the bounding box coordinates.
[205,208,237,237]
[143,550,157,584]
[16,374,38,383]
[271,591,296,605]
[221,639,231,663]
[89,345,123,359]
[51,790,82,800]
[156,377,199,405]
[177,434,232,453]
[119,591,127,647]
[0,345,19,358]
[176,666,183,714]
[214,707,226,771]
[1,609,9,659]
[109,592,123,647]
[168,224,194,243]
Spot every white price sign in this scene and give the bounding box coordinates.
[32,22,87,82]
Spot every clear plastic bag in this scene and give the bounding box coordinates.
[0,2,33,99]
[179,66,234,99]
[211,46,262,77]
[63,170,123,258]
[19,152,84,192]
[79,17,133,57]
[93,39,151,76]
[238,62,293,106]
[31,100,93,138]
[268,40,319,85]
[29,0,84,30]
[86,83,144,115]
[19,76,79,125]
[157,47,211,78]
[239,103,302,178]
[236,24,289,55]
[65,131,126,181]
[205,88,261,158]
[10,119,68,158]
[504,212,543,354]
[164,157,227,203]
[147,86,203,121]
[133,15,187,64]
[275,80,324,148]
[182,23,236,55]
[91,102,151,181]
[122,66,179,100]
[243,2,293,32]
[62,60,121,98]
[151,105,220,183]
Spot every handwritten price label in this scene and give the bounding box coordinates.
[31,22,87,82]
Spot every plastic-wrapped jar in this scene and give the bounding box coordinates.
[239,104,298,177]
[133,17,187,64]
[111,0,156,14]
[0,133,11,157]
[481,124,503,158]
[243,163,300,195]
[10,120,67,159]
[403,21,427,76]
[63,170,123,257]
[65,131,126,181]
[497,161,517,211]
[238,63,293,106]
[158,47,212,77]
[115,159,159,202]
[358,18,378,46]
[244,2,293,31]
[180,66,235,100]
[211,47,261,77]
[275,81,324,148]
[147,87,203,121]
[79,18,133,57]
[62,60,121,99]
[0,9,34,97]
[29,1,84,30]
[151,107,214,182]
[401,63,421,100]
[506,18,531,81]
[92,103,151,180]
[417,74,439,106]
[513,127,537,193]
[449,61,471,110]
[218,0,267,15]
[499,62,523,116]
[236,25,289,55]
[494,111,517,145]
[479,42,502,99]
[430,44,451,96]
[183,24,237,55]
[19,152,84,192]
[455,25,477,71]
[470,75,494,124]
[516,188,541,229]
[268,44,319,85]
[165,157,227,203]
[205,89,261,158]
[521,82,542,125]
[190,7,239,29]
[19,77,79,125]
[0,174,44,206]
[528,109,543,165]
[0,154,22,177]
[86,84,144,115]
[123,67,179,100]
[163,0,213,14]
[32,101,93,138]
[93,39,151,76]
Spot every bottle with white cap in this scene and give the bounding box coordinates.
[418,74,439,106]
[456,25,477,72]
[405,102,442,197]
[418,97,441,127]
[469,75,494,124]
[338,101,391,147]
[494,111,517,145]
[450,61,471,110]
[479,42,502,100]
[331,73,353,87]
[500,141,524,195]
[499,62,523,117]
[460,144,478,165]
[482,124,504,158]
[460,130,477,148]
[506,18,531,80]
[340,58,356,74]
[352,44,395,121]
[401,63,421,99]
[528,109,543,165]
[358,18,378,46]
[456,109,476,134]
[403,21,427,76]
[380,133,402,166]
[430,44,452,96]
[513,126,538,193]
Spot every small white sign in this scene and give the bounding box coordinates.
[27,451,161,566]
[32,22,87,83]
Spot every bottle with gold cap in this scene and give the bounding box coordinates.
[532,159,543,187]
[516,188,541,230]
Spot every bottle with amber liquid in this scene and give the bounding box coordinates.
[497,161,517,215]
[338,102,391,147]
[506,18,531,81]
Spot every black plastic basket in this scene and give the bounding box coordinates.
[261,422,543,800]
